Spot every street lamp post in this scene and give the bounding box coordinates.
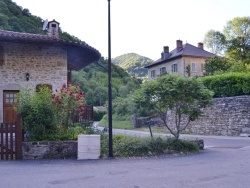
[107,0,113,158]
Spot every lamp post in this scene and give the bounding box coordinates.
[107,0,113,158]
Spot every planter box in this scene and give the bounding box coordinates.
[78,135,100,160]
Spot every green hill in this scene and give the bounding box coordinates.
[0,0,82,42]
[112,53,153,77]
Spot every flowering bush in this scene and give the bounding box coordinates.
[53,82,86,127]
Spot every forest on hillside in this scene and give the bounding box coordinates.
[112,53,153,78]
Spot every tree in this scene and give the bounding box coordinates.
[224,17,250,66]
[134,75,213,139]
[204,30,226,55]
[204,56,231,75]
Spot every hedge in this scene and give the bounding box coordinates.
[93,110,107,121]
[199,72,250,97]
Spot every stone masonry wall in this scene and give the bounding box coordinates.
[22,141,77,159]
[0,42,67,89]
[166,96,250,136]
[0,41,68,123]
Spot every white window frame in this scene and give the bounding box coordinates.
[201,64,204,72]
[160,67,167,75]
[172,64,178,73]
[151,70,156,78]
[191,63,196,72]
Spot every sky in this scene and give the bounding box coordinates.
[13,0,250,60]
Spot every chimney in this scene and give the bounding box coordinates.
[47,19,60,38]
[198,42,204,50]
[163,46,169,53]
[176,40,183,51]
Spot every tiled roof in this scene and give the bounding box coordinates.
[145,43,215,68]
[0,30,101,70]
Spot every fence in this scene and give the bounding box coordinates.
[0,120,22,160]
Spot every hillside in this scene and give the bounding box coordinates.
[112,53,153,77]
[0,0,82,42]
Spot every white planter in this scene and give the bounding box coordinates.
[78,135,100,160]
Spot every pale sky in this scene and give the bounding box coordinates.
[13,0,250,60]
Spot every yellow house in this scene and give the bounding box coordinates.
[145,40,215,80]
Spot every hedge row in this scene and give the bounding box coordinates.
[199,72,250,97]
[93,110,107,121]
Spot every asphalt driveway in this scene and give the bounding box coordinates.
[0,129,250,188]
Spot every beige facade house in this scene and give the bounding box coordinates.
[145,40,215,80]
[0,20,101,123]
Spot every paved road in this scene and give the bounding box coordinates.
[0,127,249,188]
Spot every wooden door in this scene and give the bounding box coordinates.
[3,91,19,123]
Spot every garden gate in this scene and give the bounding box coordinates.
[0,119,22,160]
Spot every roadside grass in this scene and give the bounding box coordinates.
[100,134,199,158]
[99,118,175,134]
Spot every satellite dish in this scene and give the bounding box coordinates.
[42,19,48,30]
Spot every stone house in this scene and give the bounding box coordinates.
[0,20,101,123]
[145,40,215,80]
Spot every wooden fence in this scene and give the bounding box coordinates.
[0,120,22,160]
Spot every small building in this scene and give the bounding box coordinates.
[145,40,215,80]
[0,20,101,123]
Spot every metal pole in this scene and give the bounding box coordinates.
[108,0,113,158]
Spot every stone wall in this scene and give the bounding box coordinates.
[165,96,250,136]
[22,141,77,160]
[0,41,68,123]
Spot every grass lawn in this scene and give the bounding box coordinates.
[98,118,168,133]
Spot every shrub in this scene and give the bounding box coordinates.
[16,86,56,136]
[53,83,86,128]
[100,134,199,158]
[199,72,250,97]
[93,110,107,121]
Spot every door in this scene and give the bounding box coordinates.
[3,91,19,123]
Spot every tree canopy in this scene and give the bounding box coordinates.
[204,17,250,67]
[134,74,213,139]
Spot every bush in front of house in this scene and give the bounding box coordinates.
[199,72,250,97]
[16,86,57,137]
[100,134,199,158]
[16,84,90,141]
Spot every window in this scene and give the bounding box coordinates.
[172,64,178,73]
[151,70,156,78]
[160,67,166,75]
[201,64,204,72]
[191,63,196,72]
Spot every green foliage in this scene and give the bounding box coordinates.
[204,29,226,55]
[71,58,141,106]
[199,72,250,97]
[112,53,153,78]
[224,17,250,66]
[204,56,231,75]
[186,64,191,77]
[134,74,213,139]
[53,83,86,128]
[204,17,250,67]
[16,86,56,137]
[93,110,107,121]
[100,134,199,158]
[0,0,85,43]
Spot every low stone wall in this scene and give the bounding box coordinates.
[22,141,77,160]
